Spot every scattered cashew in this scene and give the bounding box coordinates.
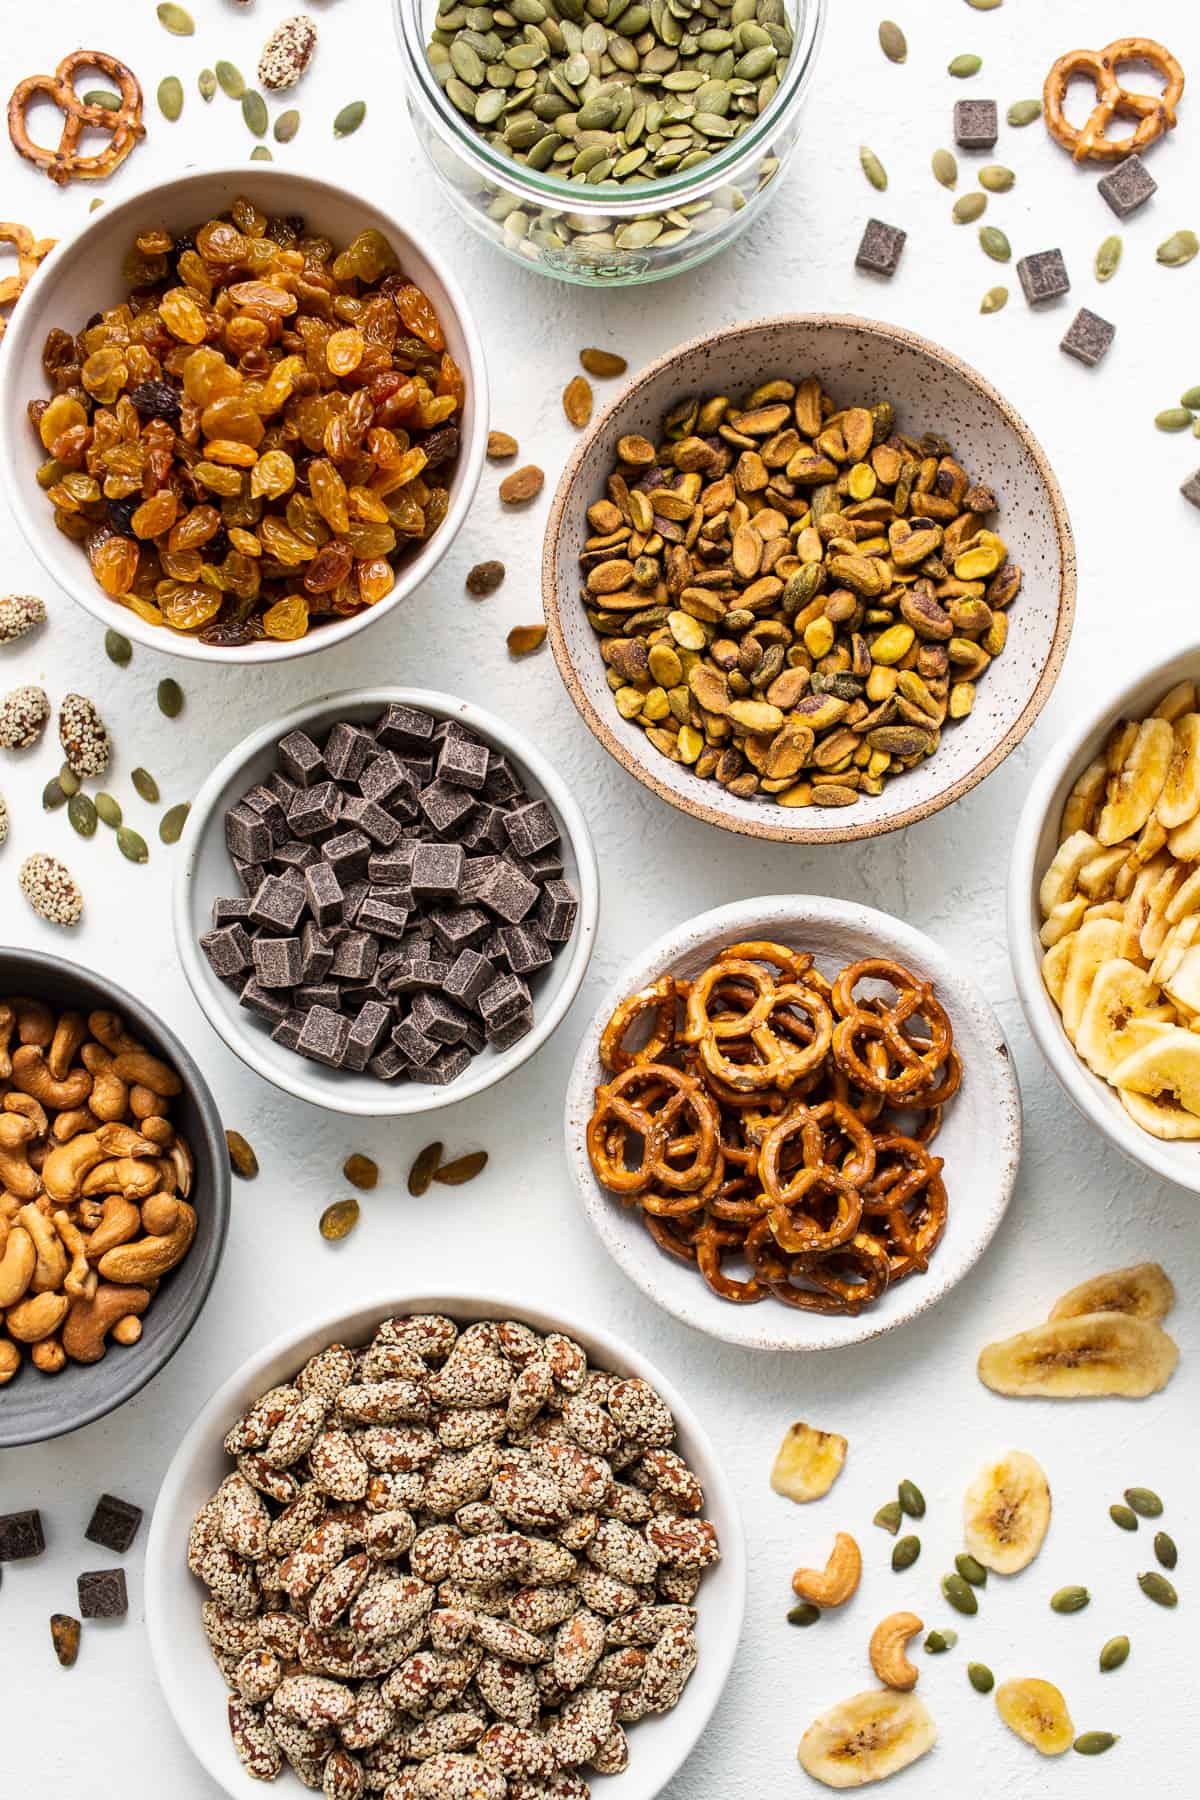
[869,1612,924,1691]
[53,1211,98,1302]
[98,1200,196,1284]
[31,1335,66,1374]
[0,1338,20,1383]
[84,1196,142,1261]
[6,1289,70,1343]
[10,1045,92,1111]
[62,1283,151,1363]
[111,1050,182,1099]
[11,997,55,1046]
[3,1091,49,1139]
[18,1203,69,1293]
[47,1011,88,1081]
[81,1157,161,1201]
[0,1114,42,1201]
[792,1532,863,1608]
[0,1226,35,1307]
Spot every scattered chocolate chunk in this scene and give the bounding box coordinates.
[1097,153,1156,220]
[1181,468,1200,510]
[854,217,906,277]
[1017,248,1070,305]
[85,1494,143,1554]
[77,1568,128,1618]
[1060,307,1115,367]
[954,98,998,149]
[0,1509,45,1560]
[50,1614,81,1667]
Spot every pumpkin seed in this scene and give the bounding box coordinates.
[1156,408,1193,432]
[334,100,367,137]
[94,793,122,829]
[955,1553,988,1587]
[508,624,547,656]
[1158,231,1199,267]
[932,147,958,188]
[58,764,80,798]
[1125,1487,1163,1517]
[1138,1571,1177,1607]
[979,225,1011,261]
[433,1150,489,1186]
[407,1141,444,1196]
[1007,98,1041,126]
[898,1479,925,1519]
[157,2,194,34]
[250,146,273,161]
[157,77,184,121]
[84,90,122,111]
[874,1500,903,1535]
[1110,1503,1138,1531]
[1074,1733,1117,1756]
[980,285,1008,313]
[967,1662,994,1692]
[860,146,888,192]
[274,109,301,143]
[42,778,66,812]
[157,677,183,717]
[1154,1531,1178,1569]
[1051,1585,1090,1614]
[130,767,159,805]
[787,1602,819,1627]
[924,1629,956,1653]
[1180,387,1200,411]
[952,192,986,223]
[104,628,132,666]
[68,794,97,839]
[942,1573,978,1615]
[226,1130,259,1179]
[343,1154,379,1191]
[563,375,594,427]
[159,801,190,844]
[198,68,217,102]
[878,20,907,63]
[319,1198,359,1241]
[1099,1635,1130,1672]
[242,90,268,137]
[1095,234,1123,281]
[978,164,1014,191]
[948,54,982,78]
[965,0,1002,8]
[581,348,627,378]
[117,826,148,863]
[892,1535,920,1571]
[216,61,246,99]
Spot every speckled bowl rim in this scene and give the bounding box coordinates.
[563,895,1022,1352]
[542,313,1076,844]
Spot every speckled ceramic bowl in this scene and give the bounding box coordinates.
[564,896,1022,1352]
[544,315,1075,843]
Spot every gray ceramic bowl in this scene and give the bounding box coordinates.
[0,950,230,1448]
[543,314,1076,844]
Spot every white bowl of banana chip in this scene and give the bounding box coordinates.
[1010,648,1200,1190]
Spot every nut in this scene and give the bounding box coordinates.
[869,1611,924,1689]
[791,1531,863,1608]
[61,1282,151,1363]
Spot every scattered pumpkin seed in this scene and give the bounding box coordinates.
[1156,408,1193,432]
[407,1141,444,1196]
[1074,1733,1117,1757]
[898,1479,925,1518]
[956,1553,988,1587]
[1158,231,1199,267]
[979,164,1014,192]
[1007,98,1041,126]
[117,826,149,864]
[924,1629,956,1653]
[892,1535,921,1572]
[159,801,190,844]
[874,1500,903,1535]
[563,375,594,428]
[507,624,547,657]
[58,764,80,798]
[157,2,195,34]
[953,192,987,223]
[242,90,268,136]
[104,628,132,666]
[226,1130,259,1179]
[42,778,67,812]
[1179,386,1200,411]
[131,767,160,805]
[274,108,301,143]
[968,1662,995,1692]
[157,677,183,718]
[334,100,366,137]
[980,285,1008,313]
[319,1198,359,1241]
[942,1573,978,1615]
[433,1150,489,1186]
[1125,1487,1163,1517]
[788,1602,820,1627]
[979,225,1011,262]
[83,90,122,111]
[250,146,273,161]
[157,76,184,121]
[50,1613,80,1668]
[343,1154,379,1191]
[216,61,246,99]
[860,146,888,192]
[948,54,982,77]
[932,147,958,188]
[94,793,122,829]
[68,794,97,839]
[1051,1585,1090,1614]
[1110,1503,1138,1531]
[198,68,217,102]
[1154,1531,1178,1570]
[1095,234,1123,282]
[1138,1571,1177,1607]
[1099,1635,1130,1672]
[878,20,907,64]
[581,348,627,378]
[965,0,1002,8]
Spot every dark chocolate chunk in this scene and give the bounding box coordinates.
[503,799,559,858]
[340,793,403,847]
[376,703,436,751]
[411,841,465,901]
[385,957,451,994]
[85,1495,142,1554]
[538,879,579,943]
[296,981,342,1011]
[272,839,320,871]
[418,779,476,836]
[457,804,508,852]
[483,751,523,804]
[410,1045,473,1084]
[277,729,325,787]
[462,1017,486,1055]
[0,1509,45,1560]
[525,849,565,881]
[331,932,379,983]
[200,923,253,982]
[953,98,998,149]
[429,906,490,954]
[304,860,344,926]
[392,1016,440,1066]
[211,896,252,927]
[296,1005,350,1067]
[1097,152,1156,220]
[444,948,495,1009]
[473,858,539,923]
[232,857,265,897]
[343,1001,392,1072]
[1181,468,1200,510]
[1060,307,1115,367]
[359,750,414,807]
[341,879,370,925]
[288,780,344,840]
[300,920,334,981]
[252,935,302,989]
[322,721,373,783]
[271,1009,306,1051]
[322,829,370,882]
[410,989,472,1044]
[479,971,533,1031]
[368,846,416,886]
[225,802,272,864]
[77,1567,128,1618]
[356,893,410,939]
[486,1005,535,1051]
[437,734,490,791]
[854,218,906,277]
[267,771,299,809]
[250,874,307,933]
[242,783,289,844]
[239,978,291,1022]
[499,921,552,975]
[369,1045,409,1080]
[1017,248,1070,306]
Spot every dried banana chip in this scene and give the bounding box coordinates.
[1111,1023,1200,1117]
[1156,713,1200,829]
[995,1678,1073,1756]
[1073,959,1172,1079]
[1038,829,1099,918]
[978,1311,1179,1399]
[770,1422,848,1503]
[1048,1262,1175,1325]
[1098,717,1172,845]
[963,1450,1050,1574]
[797,1689,936,1788]
[1060,917,1122,1041]
[1060,759,1106,840]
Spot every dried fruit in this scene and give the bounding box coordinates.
[59,693,110,778]
[507,624,547,656]
[104,629,132,666]
[407,1141,443,1195]
[68,793,97,838]
[499,465,545,505]
[0,685,49,749]
[343,1154,378,1191]
[157,3,195,34]
[995,1678,1073,1756]
[466,559,506,597]
[978,1314,1179,1398]
[19,852,82,926]
[0,594,46,643]
[226,1130,259,1179]
[1049,1264,1174,1324]
[50,1614,80,1667]
[258,16,318,90]
[581,348,627,378]
[131,768,159,804]
[487,430,518,459]
[878,20,907,63]
[1138,1570,1177,1607]
[770,1423,848,1503]
[563,375,593,427]
[963,1451,1050,1574]
[157,76,183,121]
[1099,1635,1130,1672]
[157,679,184,718]
[1095,235,1122,281]
[798,1690,935,1786]
[117,826,149,864]
[319,1198,360,1241]
[333,100,366,137]
[159,802,190,844]
[432,1150,488,1186]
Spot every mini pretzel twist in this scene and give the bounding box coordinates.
[8,51,145,186]
[0,222,56,342]
[1043,37,1185,163]
[831,959,953,1103]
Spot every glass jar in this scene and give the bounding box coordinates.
[394,0,824,285]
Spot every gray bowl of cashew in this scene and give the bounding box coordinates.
[0,948,230,1448]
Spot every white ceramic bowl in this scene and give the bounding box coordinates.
[145,1291,746,1800]
[0,163,487,664]
[543,314,1075,844]
[1009,645,1200,1194]
[173,686,598,1114]
[565,896,1021,1351]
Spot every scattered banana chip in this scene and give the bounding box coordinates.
[978,1311,1179,1399]
[995,1678,1073,1756]
[797,1689,936,1788]
[1048,1262,1175,1324]
[962,1450,1050,1574]
[770,1422,848,1503]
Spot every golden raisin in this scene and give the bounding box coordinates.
[131,492,179,539]
[262,593,310,640]
[249,449,295,500]
[89,536,139,596]
[159,290,209,346]
[394,285,446,352]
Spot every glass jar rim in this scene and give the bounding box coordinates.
[395,0,825,215]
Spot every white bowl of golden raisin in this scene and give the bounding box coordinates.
[0,166,487,661]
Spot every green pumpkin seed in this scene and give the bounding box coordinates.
[898,1479,925,1519]
[1179,387,1200,411]
[874,1500,902,1535]
[1099,1635,1130,1672]
[878,20,906,63]
[334,100,367,137]
[274,108,301,143]
[117,826,149,864]
[42,778,67,812]
[942,1573,978,1615]
[242,90,268,137]
[157,678,184,718]
[1125,1487,1163,1517]
[979,225,1011,262]
[157,2,195,34]
[1158,231,1199,268]
[250,146,273,161]
[956,1553,988,1587]
[953,191,987,223]
[198,68,217,102]
[157,76,184,121]
[84,90,122,111]
[948,54,982,78]
[216,61,246,99]
[980,285,1008,313]
[892,1535,921,1571]
[1095,234,1123,281]
[1074,1733,1118,1757]
[159,801,191,845]
[978,164,1014,192]
[1154,1531,1178,1569]
[95,793,123,829]
[932,147,958,188]
[860,146,888,192]
[131,767,160,805]
[924,1628,956,1653]
[1007,98,1041,126]
[67,794,97,839]
[1156,408,1194,433]
[1051,1585,1090,1614]
[965,0,1003,8]
[1110,1503,1138,1531]
[104,628,132,666]
[967,1661,994,1692]
[1138,1571,1177,1607]
[787,1602,819,1626]
[58,763,80,798]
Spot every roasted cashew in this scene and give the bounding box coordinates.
[62,1282,150,1363]
[140,1192,181,1236]
[11,996,54,1047]
[128,1084,161,1120]
[792,1532,863,1608]
[0,1113,42,1201]
[0,1192,21,1224]
[0,1339,20,1384]
[47,1011,88,1081]
[87,1010,141,1057]
[31,1335,66,1373]
[52,1107,100,1143]
[53,1211,97,1302]
[98,1199,196,1284]
[82,1196,142,1261]
[0,1002,14,1080]
[80,1157,161,1201]
[88,1067,129,1123]
[6,1289,70,1343]
[11,1045,92,1111]
[111,1049,182,1099]
[0,1225,35,1307]
[3,1091,49,1139]
[111,1315,142,1346]
[140,1115,175,1148]
[96,1121,161,1158]
[869,1612,923,1691]
[18,1202,69,1292]
[170,1137,193,1199]
[41,1132,109,1204]
[76,1199,103,1231]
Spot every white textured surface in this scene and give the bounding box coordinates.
[1,0,1197,1795]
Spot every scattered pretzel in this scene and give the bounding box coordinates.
[1044,37,1185,163]
[8,50,145,186]
[0,222,55,343]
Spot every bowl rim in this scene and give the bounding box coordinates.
[542,311,1076,844]
[0,160,489,665]
[0,946,231,1448]
[1007,642,1200,1194]
[144,1287,747,1800]
[171,684,600,1116]
[564,893,1022,1351]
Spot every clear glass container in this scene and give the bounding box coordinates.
[394,0,824,285]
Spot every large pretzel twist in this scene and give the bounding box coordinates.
[8,51,145,187]
[0,222,56,342]
[1043,37,1185,163]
